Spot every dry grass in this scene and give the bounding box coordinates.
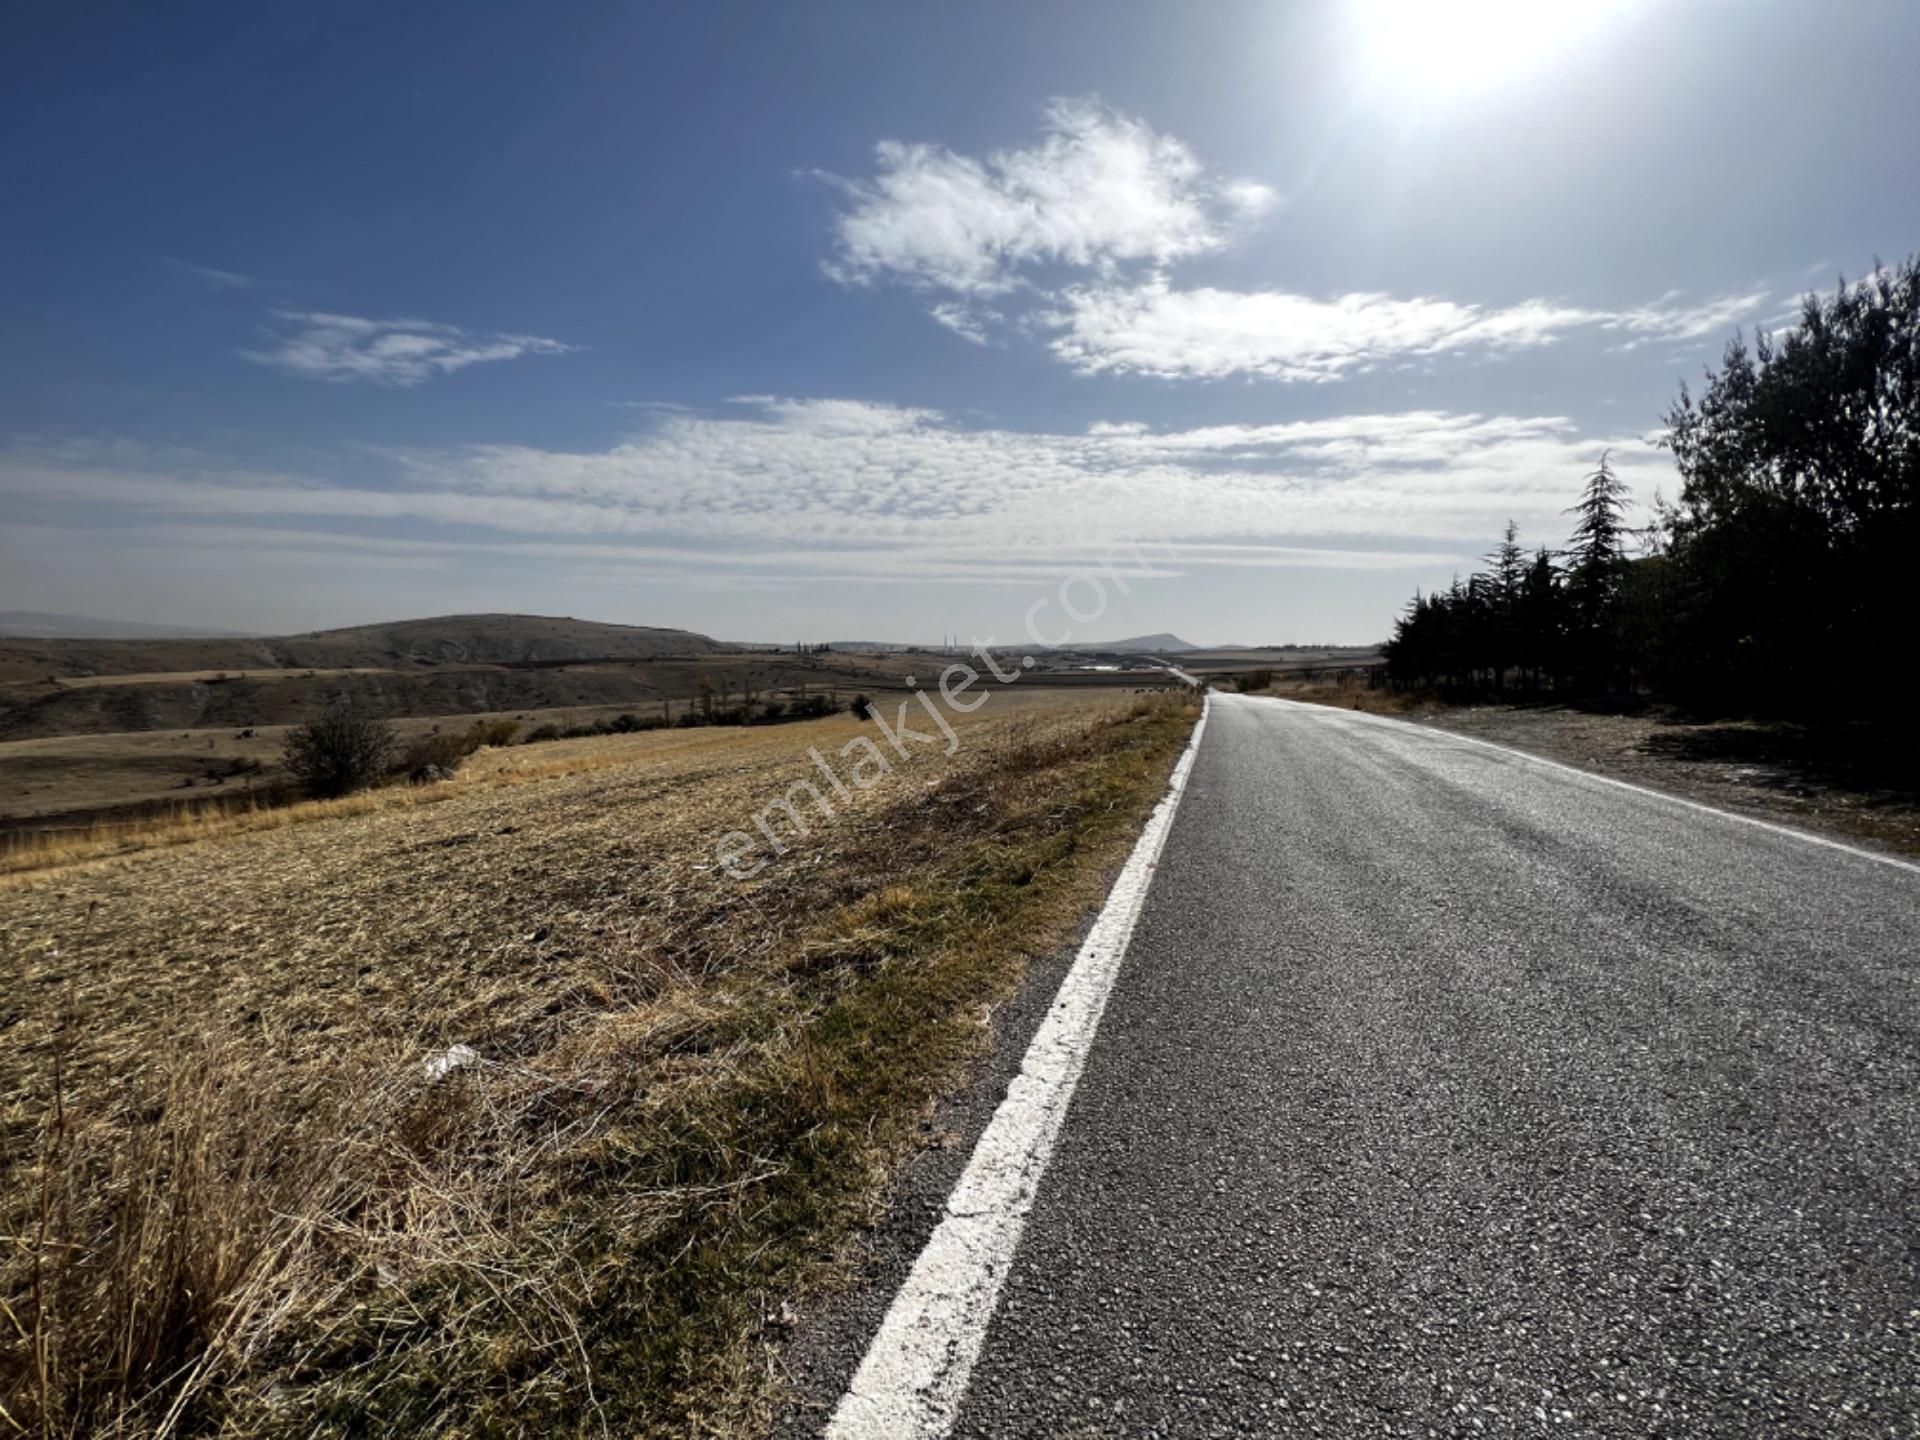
[0,718,856,887]
[0,784,465,881]
[0,687,1198,1436]
[1246,675,1421,714]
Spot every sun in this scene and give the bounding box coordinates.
[1351,0,1633,100]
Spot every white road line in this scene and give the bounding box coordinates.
[826,695,1212,1439]
[1239,693,1920,879]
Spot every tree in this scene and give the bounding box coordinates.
[283,702,396,797]
[1562,452,1632,688]
[1661,257,1919,712]
[1517,546,1564,690]
[1483,519,1526,688]
[1383,253,1919,716]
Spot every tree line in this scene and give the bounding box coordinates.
[1384,255,1917,720]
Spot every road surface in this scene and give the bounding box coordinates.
[842,693,1920,1438]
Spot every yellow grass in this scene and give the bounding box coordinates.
[0,704,956,880]
[0,687,1198,1436]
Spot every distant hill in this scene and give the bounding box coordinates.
[1076,633,1199,654]
[0,613,724,685]
[0,611,249,640]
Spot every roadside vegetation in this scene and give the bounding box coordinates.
[1293,260,1920,855]
[1380,257,1918,719]
[0,688,1198,1436]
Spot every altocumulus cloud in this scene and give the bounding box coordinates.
[823,98,1767,380]
[244,311,574,386]
[2,399,1668,573]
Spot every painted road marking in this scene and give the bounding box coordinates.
[825,695,1212,1439]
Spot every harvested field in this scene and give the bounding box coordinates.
[0,685,1199,1436]
[0,703,743,837]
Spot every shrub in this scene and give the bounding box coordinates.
[283,704,396,798]
[526,723,563,743]
[400,719,520,775]
[849,693,873,718]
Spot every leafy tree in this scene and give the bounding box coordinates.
[1661,257,1918,711]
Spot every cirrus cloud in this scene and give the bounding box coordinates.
[243,310,575,386]
[1048,280,1771,381]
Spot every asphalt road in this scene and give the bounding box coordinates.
[944,693,1920,1438]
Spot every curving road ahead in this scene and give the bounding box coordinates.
[934,693,1920,1438]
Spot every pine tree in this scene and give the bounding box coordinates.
[1484,519,1526,689]
[1562,452,1631,688]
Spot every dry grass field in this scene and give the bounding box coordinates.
[0,685,1198,1436]
[0,701,785,839]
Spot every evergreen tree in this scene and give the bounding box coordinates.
[1562,452,1632,688]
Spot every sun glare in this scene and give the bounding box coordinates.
[1353,0,1631,100]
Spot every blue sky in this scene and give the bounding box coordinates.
[3,0,1916,643]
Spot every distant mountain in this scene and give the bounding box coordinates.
[1077,633,1200,654]
[0,611,249,640]
[280,614,726,666]
[0,612,724,684]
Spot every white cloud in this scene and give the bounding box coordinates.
[820,101,1766,379]
[244,311,574,386]
[170,260,255,291]
[3,399,1670,574]
[822,97,1275,299]
[1048,280,1770,380]
[929,303,995,345]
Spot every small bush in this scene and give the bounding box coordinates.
[526,723,563,743]
[400,719,520,775]
[850,693,873,719]
[283,704,396,798]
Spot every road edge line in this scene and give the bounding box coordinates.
[823,693,1212,1439]
[1249,693,1920,878]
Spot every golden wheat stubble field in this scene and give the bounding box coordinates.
[0,684,1198,1437]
